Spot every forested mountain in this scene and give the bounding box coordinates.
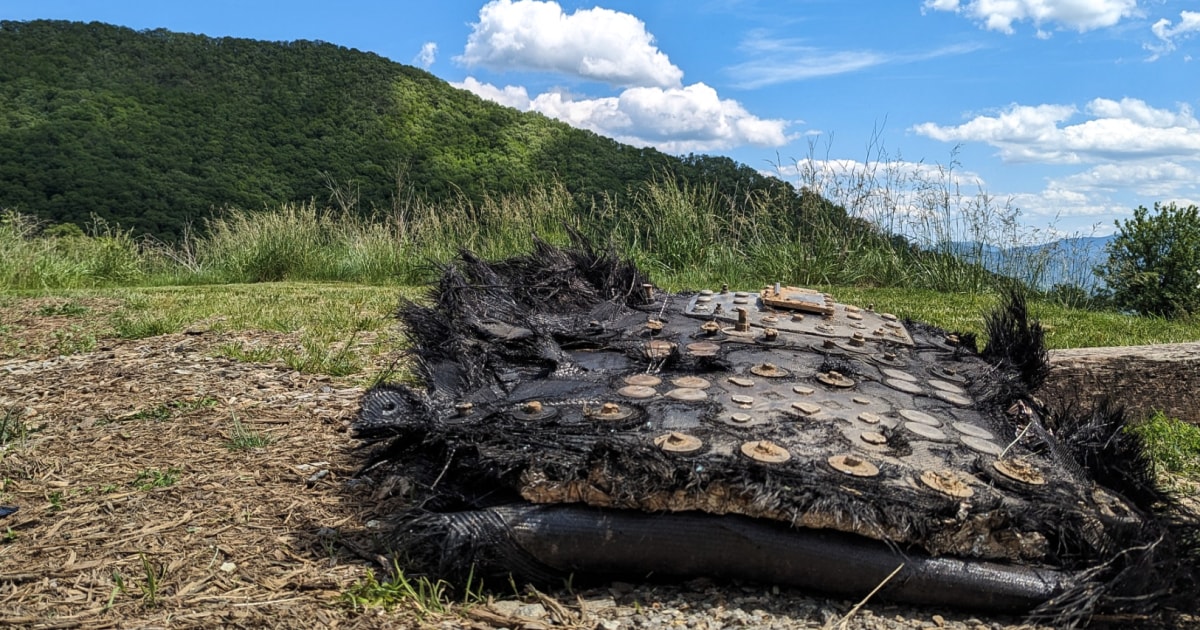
[0,20,809,239]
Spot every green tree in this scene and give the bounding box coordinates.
[1097,202,1200,317]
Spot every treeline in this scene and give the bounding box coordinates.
[0,20,829,241]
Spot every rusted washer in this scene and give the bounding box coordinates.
[665,388,707,402]
[654,432,703,454]
[728,376,755,388]
[510,400,558,421]
[935,391,972,407]
[928,379,966,395]
[881,313,898,321]
[792,385,815,395]
[618,385,657,399]
[994,459,1047,485]
[952,421,995,439]
[861,431,887,445]
[817,371,855,388]
[882,368,918,382]
[730,412,754,424]
[928,366,968,384]
[741,440,791,463]
[874,352,907,367]
[750,362,790,378]
[920,469,975,498]
[643,340,677,360]
[589,402,636,421]
[828,454,880,477]
[789,401,822,417]
[687,341,720,357]
[885,378,924,395]
[672,376,711,389]
[961,435,1004,456]
[852,396,873,405]
[905,422,949,441]
[730,394,755,405]
[624,374,662,387]
[899,409,942,427]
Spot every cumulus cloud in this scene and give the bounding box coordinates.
[455,78,791,153]
[921,0,1138,34]
[456,0,683,88]
[1146,10,1200,60]
[1055,161,1200,198]
[414,42,437,69]
[912,98,1200,163]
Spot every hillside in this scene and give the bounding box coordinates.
[0,20,807,239]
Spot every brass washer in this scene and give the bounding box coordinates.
[741,440,791,464]
[617,385,657,399]
[654,432,703,454]
[672,376,712,389]
[665,388,707,402]
[920,469,975,498]
[828,454,880,477]
[624,374,662,387]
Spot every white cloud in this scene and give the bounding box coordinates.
[1146,10,1200,60]
[1055,161,1200,198]
[452,77,532,110]
[414,42,437,69]
[922,0,1138,35]
[455,79,791,153]
[912,98,1200,163]
[727,34,981,88]
[456,0,683,88]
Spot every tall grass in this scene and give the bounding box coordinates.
[0,159,1100,296]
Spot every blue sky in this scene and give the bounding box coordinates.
[4,0,1199,238]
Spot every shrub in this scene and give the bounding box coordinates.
[1096,202,1200,317]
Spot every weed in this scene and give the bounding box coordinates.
[52,326,98,354]
[110,312,178,339]
[107,570,127,611]
[139,553,164,607]
[342,560,450,616]
[2,527,16,543]
[35,300,90,317]
[121,398,215,423]
[133,468,180,491]
[1,407,30,446]
[47,490,63,512]
[101,483,118,493]
[226,414,272,451]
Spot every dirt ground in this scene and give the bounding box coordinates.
[0,296,1188,630]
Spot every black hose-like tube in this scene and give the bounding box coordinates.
[473,504,1071,613]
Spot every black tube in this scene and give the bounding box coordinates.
[489,504,1069,613]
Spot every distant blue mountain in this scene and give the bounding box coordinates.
[947,235,1114,291]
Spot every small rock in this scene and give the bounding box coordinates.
[932,614,946,627]
[516,603,547,619]
[219,562,236,573]
[597,620,621,630]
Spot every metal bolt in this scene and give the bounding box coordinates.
[735,308,750,332]
[791,313,805,322]
[701,321,721,336]
[642,283,655,301]
[455,401,474,417]
[646,318,664,335]
[742,440,790,463]
[762,328,779,342]
[523,401,543,414]
[600,402,621,416]
[720,283,729,294]
[849,332,866,347]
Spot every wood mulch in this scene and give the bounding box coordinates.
[0,297,421,629]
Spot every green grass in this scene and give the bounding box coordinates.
[1129,411,1200,479]
[227,414,272,451]
[341,560,458,616]
[132,468,181,491]
[1,407,32,447]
